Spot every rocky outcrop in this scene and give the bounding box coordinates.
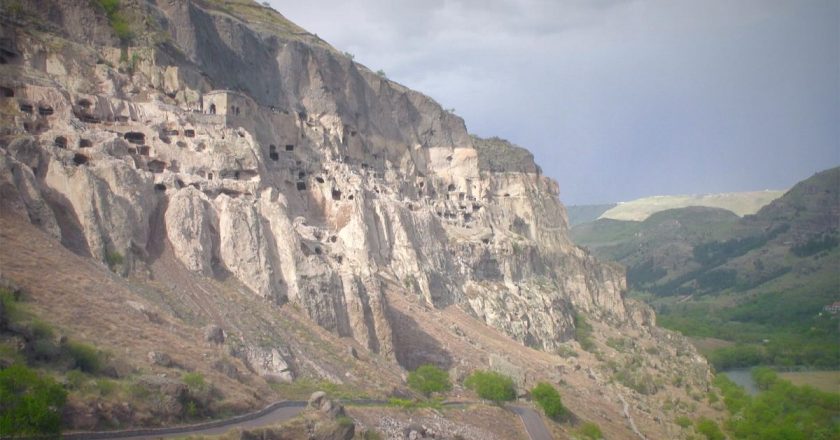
[0,0,645,371]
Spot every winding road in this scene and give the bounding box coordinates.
[63,400,554,440]
[508,405,554,440]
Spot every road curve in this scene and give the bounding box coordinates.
[63,401,307,440]
[63,400,553,440]
[508,405,554,440]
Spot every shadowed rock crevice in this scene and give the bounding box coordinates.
[388,306,452,370]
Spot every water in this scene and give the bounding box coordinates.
[722,368,759,395]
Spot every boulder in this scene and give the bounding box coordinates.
[204,324,225,344]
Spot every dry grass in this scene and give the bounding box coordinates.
[778,371,840,394]
[600,191,785,221]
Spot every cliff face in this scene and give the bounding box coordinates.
[0,0,641,362]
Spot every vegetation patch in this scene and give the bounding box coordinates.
[464,370,516,402]
[93,0,132,42]
[573,311,596,352]
[406,364,451,397]
[714,369,840,439]
[574,421,603,440]
[0,363,67,437]
[530,382,564,419]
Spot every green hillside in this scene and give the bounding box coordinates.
[565,204,617,226]
[571,167,840,370]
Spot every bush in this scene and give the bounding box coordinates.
[0,364,67,436]
[575,421,603,439]
[695,417,724,440]
[407,364,451,397]
[464,370,516,402]
[573,311,596,352]
[104,250,124,270]
[95,0,132,42]
[531,382,564,418]
[67,341,102,374]
[182,372,206,391]
[675,415,692,428]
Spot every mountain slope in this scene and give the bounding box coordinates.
[571,167,840,368]
[597,190,784,222]
[0,0,716,437]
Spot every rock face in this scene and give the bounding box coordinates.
[0,0,643,368]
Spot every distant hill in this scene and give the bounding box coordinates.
[571,167,840,369]
[599,190,785,222]
[565,203,617,226]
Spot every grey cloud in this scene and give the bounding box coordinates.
[272,0,839,204]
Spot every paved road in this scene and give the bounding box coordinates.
[125,405,306,439]
[508,405,554,440]
[65,400,553,440]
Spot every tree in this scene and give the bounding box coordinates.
[407,364,451,397]
[464,370,516,402]
[531,382,564,418]
[0,364,67,437]
[695,417,725,440]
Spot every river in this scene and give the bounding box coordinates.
[721,368,759,395]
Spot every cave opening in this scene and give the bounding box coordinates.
[72,153,89,165]
[124,132,145,144]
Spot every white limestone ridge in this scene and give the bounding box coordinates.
[0,0,653,362]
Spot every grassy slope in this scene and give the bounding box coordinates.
[570,168,840,370]
[565,204,617,227]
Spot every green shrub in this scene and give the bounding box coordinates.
[464,370,516,402]
[104,250,124,269]
[182,372,206,391]
[573,311,596,352]
[556,344,578,358]
[65,369,87,389]
[95,378,116,396]
[0,287,22,327]
[531,382,564,418]
[67,341,102,374]
[407,364,451,397]
[27,319,59,362]
[361,430,383,440]
[0,364,67,436]
[695,417,724,440]
[94,0,132,42]
[675,415,692,428]
[575,421,603,439]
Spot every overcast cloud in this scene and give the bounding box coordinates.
[271,0,839,205]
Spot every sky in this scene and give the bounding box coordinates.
[271,0,839,205]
